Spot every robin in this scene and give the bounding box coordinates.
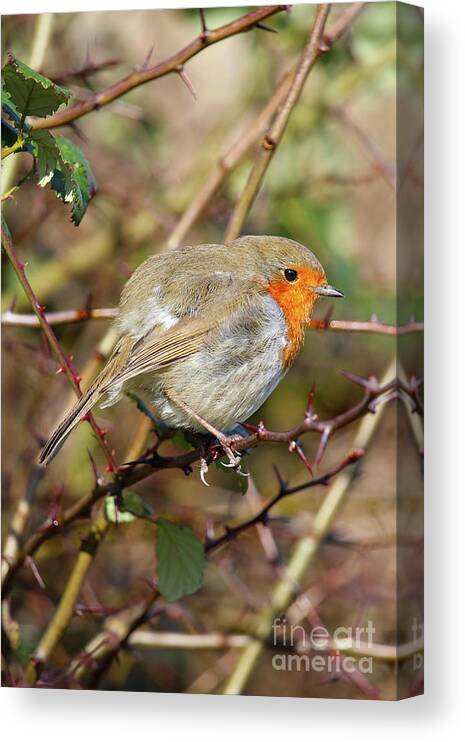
[40,235,343,473]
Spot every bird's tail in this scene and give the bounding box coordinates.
[39,381,104,466]
[39,335,133,466]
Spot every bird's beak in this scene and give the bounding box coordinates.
[311,283,344,298]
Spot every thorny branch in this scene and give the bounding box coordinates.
[0,224,118,473]
[30,6,288,131]
[49,450,367,688]
[1,307,423,335]
[224,4,332,241]
[1,370,408,597]
[224,3,366,241]
[205,449,365,553]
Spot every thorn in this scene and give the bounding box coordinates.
[315,427,331,466]
[135,45,154,72]
[318,40,331,53]
[55,366,65,375]
[306,382,316,418]
[255,21,278,33]
[290,439,313,475]
[273,464,287,492]
[176,65,197,100]
[25,556,46,590]
[199,8,210,41]
[341,369,378,391]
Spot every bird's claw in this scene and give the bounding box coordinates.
[198,435,248,485]
[218,439,249,476]
[199,457,210,487]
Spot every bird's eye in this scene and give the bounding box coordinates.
[284,268,298,282]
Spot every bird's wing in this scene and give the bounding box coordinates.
[107,317,213,387]
[112,273,264,387]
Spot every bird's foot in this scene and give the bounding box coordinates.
[216,433,249,477]
[166,392,249,479]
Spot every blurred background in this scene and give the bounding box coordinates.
[2,3,423,699]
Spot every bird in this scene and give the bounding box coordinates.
[39,235,343,473]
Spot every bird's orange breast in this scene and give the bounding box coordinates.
[267,267,321,368]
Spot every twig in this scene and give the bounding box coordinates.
[330,105,396,188]
[205,450,364,553]
[308,317,423,335]
[25,509,109,685]
[168,3,366,251]
[224,4,331,241]
[128,627,422,662]
[323,2,365,45]
[23,385,159,685]
[129,629,250,650]
[222,357,396,694]
[49,58,119,85]
[1,370,402,597]
[1,307,118,327]
[2,308,422,335]
[30,6,287,131]
[166,68,295,250]
[69,590,159,687]
[0,468,44,584]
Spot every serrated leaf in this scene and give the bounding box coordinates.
[1,86,22,123]
[51,135,97,225]
[104,491,151,523]
[29,129,60,186]
[155,518,206,602]
[2,54,69,118]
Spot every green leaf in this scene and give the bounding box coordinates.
[1,86,22,124]
[155,518,206,602]
[29,129,60,186]
[51,135,97,225]
[104,491,151,523]
[2,54,69,119]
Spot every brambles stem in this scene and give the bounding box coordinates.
[0,224,118,473]
[224,4,331,241]
[30,6,288,131]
